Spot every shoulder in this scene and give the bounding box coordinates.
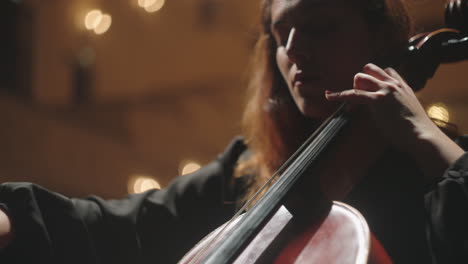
[160,136,248,206]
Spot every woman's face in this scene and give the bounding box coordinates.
[271,0,376,119]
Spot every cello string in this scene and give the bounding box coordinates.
[200,106,349,264]
[185,103,347,264]
[248,105,348,215]
[186,103,347,264]
[240,103,347,213]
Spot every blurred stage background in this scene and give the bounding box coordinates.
[1,0,467,198]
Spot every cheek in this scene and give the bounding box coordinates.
[327,40,373,89]
[275,47,291,84]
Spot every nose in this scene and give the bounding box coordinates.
[285,27,310,65]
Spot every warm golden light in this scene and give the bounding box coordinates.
[94,14,112,35]
[146,0,165,12]
[138,0,147,7]
[180,161,202,175]
[138,0,153,7]
[84,9,112,35]
[128,175,161,194]
[138,0,165,12]
[84,10,103,30]
[427,103,450,123]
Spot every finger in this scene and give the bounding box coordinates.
[325,89,383,104]
[383,67,407,84]
[361,64,407,93]
[354,72,388,92]
[362,63,393,82]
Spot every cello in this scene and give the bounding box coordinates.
[180,1,468,263]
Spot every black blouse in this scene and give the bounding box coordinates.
[0,137,467,263]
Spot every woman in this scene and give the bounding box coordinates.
[1,0,467,263]
[234,0,466,262]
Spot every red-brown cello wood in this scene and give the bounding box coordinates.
[180,203,392,264]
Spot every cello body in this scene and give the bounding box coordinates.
[179,202,392,264]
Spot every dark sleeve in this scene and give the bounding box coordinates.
[0,137,246,264]
[425,152,468,264]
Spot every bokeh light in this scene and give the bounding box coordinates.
[94,14,112,35]
[138,0,166,13]
[179,160,201,175]
[427,103,450,123]
[84,10,103,30]
[84,9,112,35]
[128,175,161,194]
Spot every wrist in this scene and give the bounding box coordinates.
[412,127,464,182]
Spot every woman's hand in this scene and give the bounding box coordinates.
[0,208,13,249]
[325,63,464,181]
[325,63,433,149]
